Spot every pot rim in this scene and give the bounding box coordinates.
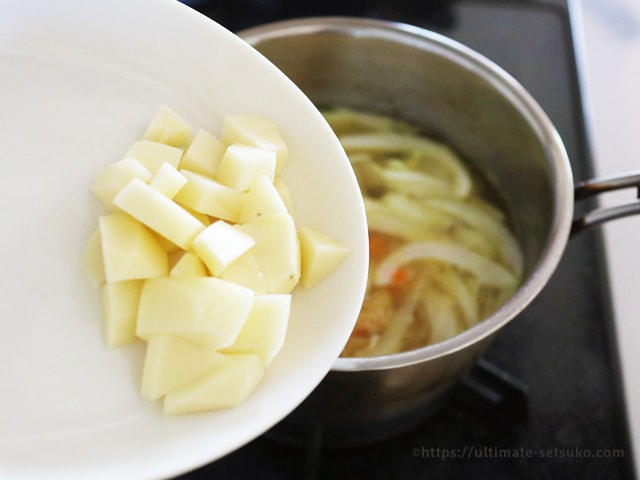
[240,16,575,371]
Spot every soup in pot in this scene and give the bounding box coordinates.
[323,108,523,357]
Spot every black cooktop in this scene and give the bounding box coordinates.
[176,1,635,478]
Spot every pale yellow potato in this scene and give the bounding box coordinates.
[239,174,288,223]
[298,226,350,288]
[142,104,192,149]
[180,128,225,178]
[274,178,295,216]
[136,277,254,350]
[237,213,300,294]
[141,333,226,401]
[99,212,169,282]
[173,170,245,223]
[124,140,183,173]
[169,251,208,277]
[218,252,268,294]
[102,280,144,348]
[148,162,188,199]
[223,294,291,366]
[90,158,152,211]
[216,144,276,191]
[163,353,264,414]
[191,220,255,276]
[221,114,288,173]
[113,178,205,250]
[82,228,105,287]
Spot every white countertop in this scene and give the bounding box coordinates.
[572,0,640,473]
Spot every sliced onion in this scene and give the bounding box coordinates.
[375,241,518,288]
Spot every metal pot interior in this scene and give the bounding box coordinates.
[240,17,575,369]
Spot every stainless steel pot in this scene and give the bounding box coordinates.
[239,17,640,446]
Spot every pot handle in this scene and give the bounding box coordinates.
[571,170,640,236]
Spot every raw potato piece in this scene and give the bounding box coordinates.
[173,170,245,223]
[216,144,276,191]
[191,220,256,276]
[239,174,288,223]
[113,178,205,250]
[221,114,288,173]
[90,158,152,211]
[82,228,105,287]
[170,252,208,277]
[141,333,227,401]
[143,104,192,148]
[180,128,226,178]
[99,212,168,282]
[298,226,350,288]
[163,353,265,414]
[136,277,254,350]
[237,213,301,294]
[124,140,183,174]
[102,280,144,348]
[148,162,188,199]
[223,294,291,366]
[218,252,268,294]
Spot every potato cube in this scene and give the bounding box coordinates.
[218,252,267,294]
[223,294,291,366]
[274,178,295,216]
[191,220,255,276]
[221,114,288,173]
[124,140,183,174]
[141,333,226,401]
[99,212,168,282]
[113,178,205,250]
[142,104,192,148]
[239,174,288,223]
[163,353,264,414]
[90,158,152,211]
[237,213,300,293]
[298,226,350,288]
[102,280,144,348]
[136,277,254,350]
[148,162,188,199]
[169,252,208,277]
[216,144,276,191]
[82,228,105,287]
[173,170,245,223]
[180,128,225,178]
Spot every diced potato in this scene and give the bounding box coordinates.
[82,228,105,287]
[274,178,295,216]
[173,170,245,223]
[218,252,267,294]
[191,220,255,276]
[113,178,205,250]
[239,174,288,223]
[223,294,291,366]
[90,158,152,211]
[99,212,169,282]
[221,114,288,173]
[163,353,264,414]
[142,104,192,148]
[124,140,183,174]
[169,251,208,277]
[141,333,226,401]
[216,144,276,191]
[180,128,225,178]
[136,277,254,350]
[298,226,350,288]
[148,162,188,198]
[102,280,144,348]
[237,213,300,294]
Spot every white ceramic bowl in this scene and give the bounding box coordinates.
[0,1,368,478]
